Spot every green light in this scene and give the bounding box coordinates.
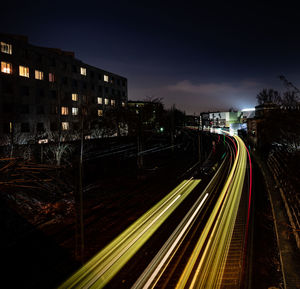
[160,127,164,132]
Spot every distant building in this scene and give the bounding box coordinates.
[127,100,163,121]
[0,33,128,144]
[127,100,164,133]
[185,114,200,128]
[199,110,255,135]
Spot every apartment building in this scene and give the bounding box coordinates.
[0,33,128,143]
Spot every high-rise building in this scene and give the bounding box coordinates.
[0,33,128,143]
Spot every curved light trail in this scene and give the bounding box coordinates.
[58,178,201,289]
[175,134,248,289]
[132,155,229,289]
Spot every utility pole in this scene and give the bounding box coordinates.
[137,108,143,169]
[79,112,84,263]
[9,121,14,158]
[198,114,201,164]
[78,96,85,264]
[171,105,175,152]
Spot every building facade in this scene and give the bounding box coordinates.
[0,34,128,144]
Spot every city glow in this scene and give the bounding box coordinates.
[241,108,255,112]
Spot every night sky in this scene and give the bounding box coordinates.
[2,0,300,114]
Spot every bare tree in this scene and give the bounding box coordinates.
[44,130,75,166]
[257,88,281,105]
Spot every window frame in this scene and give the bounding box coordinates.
[35,70,44,80]
[80,67,87,76]
[1,61,12,74]
[72,93,78,101]
[19,65,30,78]
[49,72,55,82]
[97,97,102,104]
[1,42,12,54]
[61,106,69,115]
[62,122,69,130]
[72,107,79,116]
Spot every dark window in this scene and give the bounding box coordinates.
[82,107,88,115]
[20,104,29,114]
[2,103,13,113]
[82,95,87,103]
[2,80,14,94]
[63,92,69,101]
[50,105,57,114]
[72,65,77,73]
[36,122,44,132]
[50,90,57,99]
[117,79,121,86]
[22,49,29,59]
[82,82,87,89]
[112,89,115,95]
[72,79,78,87]
[50,122,58,131]
[21,86,30,96]
[21,123,30,133]
[91,84,95,90]
[73,122,79,130]
[122,80,126,86]
[37,54,42,63]
[63,77,68,85]
[51,58,56,67]
[90,71,95,78]
[98,73,102,80]
[36,105,44,114]
[37,88,45,97]
[105,87,109,93]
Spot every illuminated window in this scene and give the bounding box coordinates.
[72,93,78,101]
[72,107,78,115]
[98,109,103,116]
[104,75,109,82]
[19,66,29,78]
[35,70,44,80]
[104,98,109,105]
[97,97,102,104]
[80,67,86,75]
[1,61,12,74]
[61,106,69,115]
[122,101,125,107]
[49,73,55,82]
[62,122,69,130]
[1,42,12,54]
[111,99,115,106]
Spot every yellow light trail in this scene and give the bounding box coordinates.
[132,156,229,289]
[175,135,247,289]
[58,178,201,289]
